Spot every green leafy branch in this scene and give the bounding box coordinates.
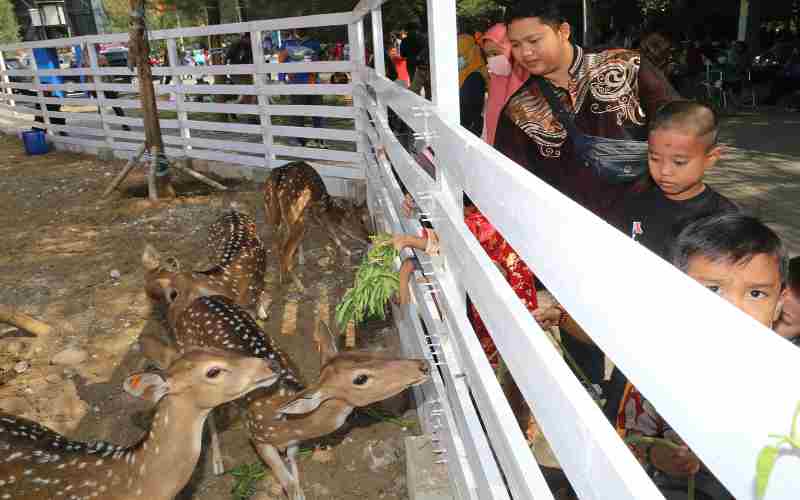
[228,451,314,500]
[335,234,400,328]
[756,401,800,499]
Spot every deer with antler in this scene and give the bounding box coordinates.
[263,161,371,292]
[0,347,280,500]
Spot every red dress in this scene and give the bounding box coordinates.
[464,207,537,367]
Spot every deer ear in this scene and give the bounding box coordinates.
[317,321,339,367]
[142,244,162,271]
[277,388,325,415]
[123,372,169,403]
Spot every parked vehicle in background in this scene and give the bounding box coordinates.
[752,41,800,82]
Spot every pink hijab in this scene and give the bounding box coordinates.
[481,23,528,146]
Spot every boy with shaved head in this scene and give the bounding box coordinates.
[620,101,738,260]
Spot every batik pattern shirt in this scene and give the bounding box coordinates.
[494,46,678,223]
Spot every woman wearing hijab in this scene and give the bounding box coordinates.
[480,23,528,146]
[458,34,488,137]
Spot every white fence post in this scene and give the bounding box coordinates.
[251,29,275,167]
[167,38,191,158]
[425,0,465,311]
[0,50,16,112]
[348,18,367,171]
[87,42,115,151]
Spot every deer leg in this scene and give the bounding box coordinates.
[254,442,306,500]
[207,413,225,476]
[281,220,307,294]
[297,242,305,266]
[286,444,301,486]
[256,290,271,321]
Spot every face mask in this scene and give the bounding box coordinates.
[457,56,467,70]
[487,54,512,77]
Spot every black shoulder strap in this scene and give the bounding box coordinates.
[534,76,583,142]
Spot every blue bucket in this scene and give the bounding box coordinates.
[22,129,49,155]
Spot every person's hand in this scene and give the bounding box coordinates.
[533,307,562,330]
[391,234,409,252]
[649,439,701,478]
[401,193,416,218]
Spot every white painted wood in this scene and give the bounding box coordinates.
[152,83,353,96]
[0,102,36,114]
[184,136,265,154]
[425,0,459,123]
[368,157,490,500]
[348,20,367,159]
[271,144,361,163]
[268,104,356,118]
[0,12,354,52]
[86,42,115,151]
[0,51,16,111]
[251,29,274,165]
[270,125,358,142]
[367,160,484,500]
[167,38,191,157]
[148,61,352,77]
[370,8,386,78]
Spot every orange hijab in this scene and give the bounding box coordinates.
[481,23,528,146]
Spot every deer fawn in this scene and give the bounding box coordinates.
[144,291,429,500]
[0,348,279,500]
[143,209,270,322]
[263,161,371,291]
[246,321,429,500]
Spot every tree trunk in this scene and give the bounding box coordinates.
[129,0,175,199]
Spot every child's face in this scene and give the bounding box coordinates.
[648,129,720,201]
[686,253,783,328]
[777,287,800,338]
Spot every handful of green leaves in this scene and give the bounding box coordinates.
[336,234,400,328]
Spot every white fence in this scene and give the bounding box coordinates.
[353,1,800,500]
[2,2,800,499]
[0,13,365,196]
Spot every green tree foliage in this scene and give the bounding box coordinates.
[0,0,20,44]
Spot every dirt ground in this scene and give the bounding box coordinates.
[0,134,417,500]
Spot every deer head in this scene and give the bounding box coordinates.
[277,322,429,414]
[125,347,281,410]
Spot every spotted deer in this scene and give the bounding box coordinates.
[143,209,270,322]
[144,293,429,500]
[0,348,279,500]
[263,161,371,291]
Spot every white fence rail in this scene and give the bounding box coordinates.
[355,2,800,500]
[0,13,365,196]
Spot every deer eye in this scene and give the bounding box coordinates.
[206,367,223,379]
[353,374,369,385]
[168,290,178,302]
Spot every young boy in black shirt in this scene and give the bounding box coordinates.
[563,102,738,399]
[619,101,738,260]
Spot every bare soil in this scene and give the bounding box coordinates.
[0,134,416,500]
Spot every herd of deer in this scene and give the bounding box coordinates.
[0,161,430,500]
